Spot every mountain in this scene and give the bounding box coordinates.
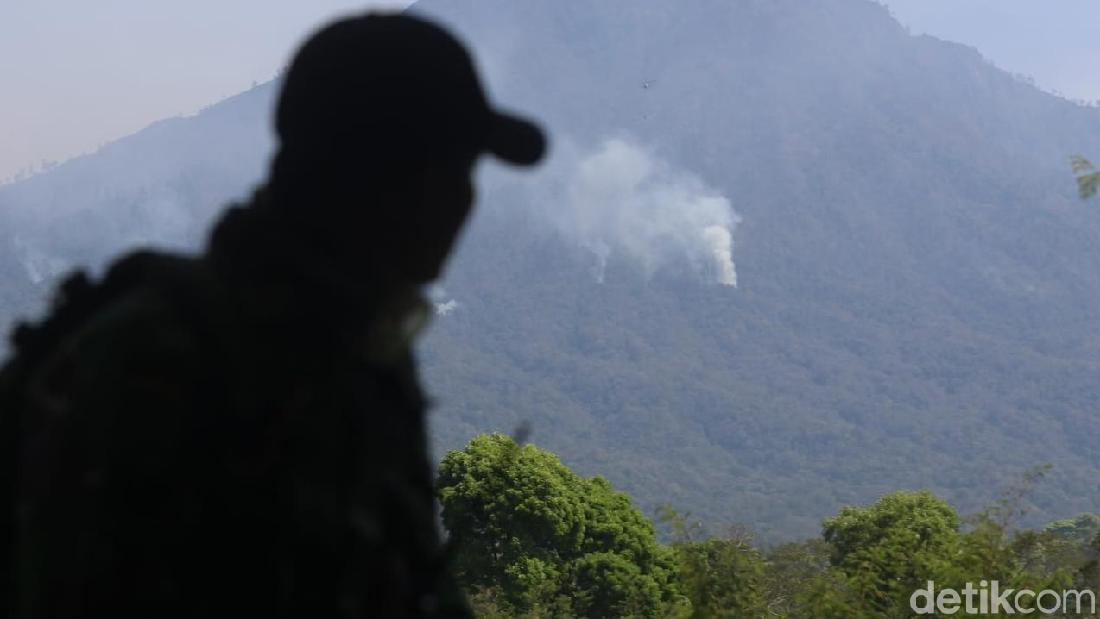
[3,0,1100,542]
[0,83,275,318]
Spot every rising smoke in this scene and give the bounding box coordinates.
[427,285,460,317]
[702,225,737,286]
[435,299,460,316]
[520,137,741,287]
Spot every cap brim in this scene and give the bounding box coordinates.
[485,110,547,166]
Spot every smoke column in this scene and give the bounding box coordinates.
[517,136,741,287]
[702,224,738,287]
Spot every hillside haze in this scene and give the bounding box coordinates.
[3,0,1100,541]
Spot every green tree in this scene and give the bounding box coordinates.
[1046,513,1100,545]
[814,490,963,616]
[761,538,831,617]
[803,470,1079,618]
[954,466,1076,605]
[658,506,767,618]
[437,433,680,617]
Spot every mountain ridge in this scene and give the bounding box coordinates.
[2,0,1100,541]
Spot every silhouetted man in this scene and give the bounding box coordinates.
[1,13,544,618]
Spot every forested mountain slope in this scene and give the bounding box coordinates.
[3,0,1100,541]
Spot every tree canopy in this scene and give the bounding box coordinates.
[437,433,681,617]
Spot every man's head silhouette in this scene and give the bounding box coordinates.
[266,13,546,283]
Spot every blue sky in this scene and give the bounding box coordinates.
[1,0,1097,182]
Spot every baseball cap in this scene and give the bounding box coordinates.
[275,13,546,167]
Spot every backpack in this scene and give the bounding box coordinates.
[0,250,214,618]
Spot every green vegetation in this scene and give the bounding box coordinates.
[658,506,768,617]
[438,434,681,617]
[440,436,1100,618]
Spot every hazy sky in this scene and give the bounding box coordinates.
[1,0,1098,183]
[0,1,410,183]
[882,0,1100,101]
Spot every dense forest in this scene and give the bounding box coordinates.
[441,434,1100,617]
[3,0,1100,544]
[407,0,1100,541]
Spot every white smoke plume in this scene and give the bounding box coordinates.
[427,285,460,317]
[702,225,737,287]
[435,299,460,317]
[521,137,741,286]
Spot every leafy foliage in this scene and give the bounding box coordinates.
[815,491,962,615]
[437,434,680,617]
[443,440,1100,617]
[760,539,831,617]
[658,506,768,618]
